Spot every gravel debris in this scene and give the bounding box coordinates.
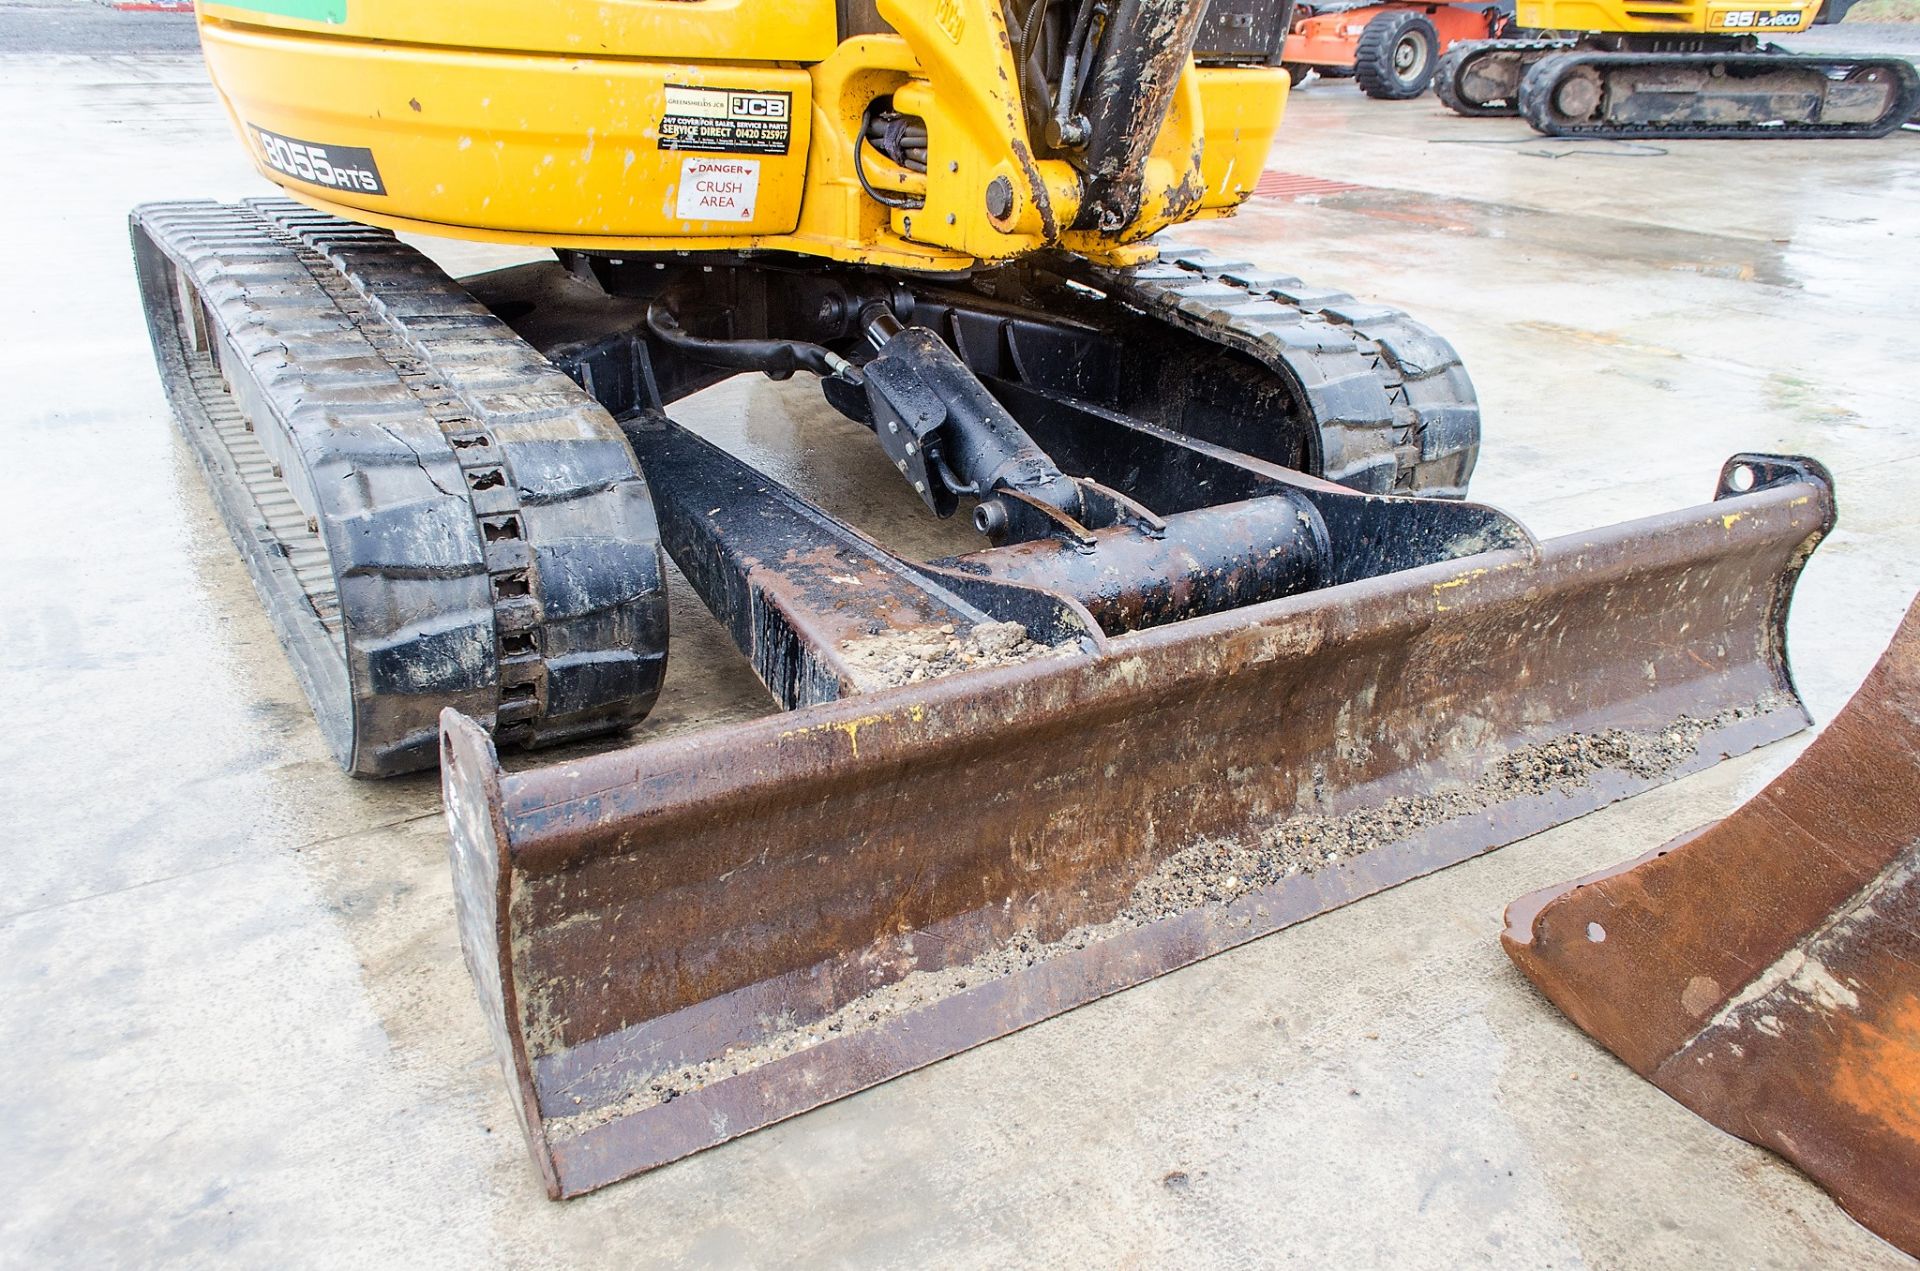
[839,621,1076,690]
[1124,701,1768,918]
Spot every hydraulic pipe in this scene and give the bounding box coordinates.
[860,306,1087,524]
[939,494,1328,632]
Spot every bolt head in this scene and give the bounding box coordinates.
[985,176,1014,221]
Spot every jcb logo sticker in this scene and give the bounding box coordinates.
[730,93,788,120]
[253,126,386,195]
[934,0,967,41]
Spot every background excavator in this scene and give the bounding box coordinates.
[1433,0,1920,136]
[139,0,1840,1197]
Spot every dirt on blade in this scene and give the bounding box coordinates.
[839,620,1077,690]
[544,700,1773,1138]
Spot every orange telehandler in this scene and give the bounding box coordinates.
[1282,0,1512,99]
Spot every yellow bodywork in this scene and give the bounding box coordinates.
[195,0,1288,271]
[1515,0,1820,35]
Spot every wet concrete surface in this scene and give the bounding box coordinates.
[3,34,1919,1270]
[0,1,201,55]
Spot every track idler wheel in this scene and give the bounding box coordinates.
[1547,62,1605,124]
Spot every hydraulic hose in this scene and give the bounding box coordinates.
[645,301,853,379]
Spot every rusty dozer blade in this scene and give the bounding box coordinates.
[444,455,1834,1199]
[1503,594,1920,1258]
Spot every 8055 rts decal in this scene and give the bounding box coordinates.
[252,126,386,196]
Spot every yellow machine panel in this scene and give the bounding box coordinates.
[1195,66,1290,212]
[199,22,815,239]
[1514,0,1817,33]
[194,0,1289,267]
[197,0,840,63]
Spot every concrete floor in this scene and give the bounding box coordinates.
[4,19,1920,1269]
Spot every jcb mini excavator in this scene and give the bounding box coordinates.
[139,0,1838,1197]
[1434,0,1919,136]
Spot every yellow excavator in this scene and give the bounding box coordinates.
[1434,0,1919,136]
[138,0,1841,1197]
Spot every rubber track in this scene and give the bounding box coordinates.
[1434,39,1579,116]
[1091,248,1480,497]
[131,199,667,776]
[1521,50,1920,139]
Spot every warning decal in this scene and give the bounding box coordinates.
[675,157,761,222]
[659,85,792,155]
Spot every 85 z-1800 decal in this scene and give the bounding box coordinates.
[252,126,386,196]
[1715,8,1804,24]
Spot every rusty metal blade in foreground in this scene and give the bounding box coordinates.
[444,462,1832,1199]
[1504,593,1920,1257]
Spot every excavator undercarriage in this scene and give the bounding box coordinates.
[1436,34,1920,138]
[134,199,1483,772]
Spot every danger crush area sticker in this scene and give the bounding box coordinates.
[676,157,761,223]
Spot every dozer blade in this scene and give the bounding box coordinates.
[1504,594,1920,1257]
[444,457,1833,1199]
